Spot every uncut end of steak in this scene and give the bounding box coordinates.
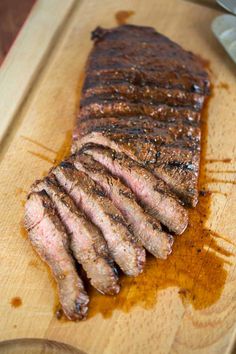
[24,191,89,320]
[73,24,210,208]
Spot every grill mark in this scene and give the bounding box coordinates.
[88,51,208,76]
[85,64,208,77]
[88,59,207,79]
[78,115,200,135]
[88,63,206,84]
[80,139,198,173]
[79,125,200,147]
[80,94,202,112]
[79,102,200,123]
[81,84,204,110]
[83,68,209,93]
[78,116,199,133]
[78,132,200,154]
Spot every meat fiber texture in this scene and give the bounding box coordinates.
[25,25,210,320]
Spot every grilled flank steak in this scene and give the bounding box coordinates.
[25,25,210,320]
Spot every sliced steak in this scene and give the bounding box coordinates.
[73,153,173,258]
[33,176,120,295]
[52,162,146,276]
[25,24,210,321]
[81,145,188,235]
[24,191,89,320]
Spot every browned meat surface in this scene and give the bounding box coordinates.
[33,176,120,295]
[24,191,89,320]
[73,25,210,207]
[53,161,146,276]
[81,145,188,235]
[74,152,173,258]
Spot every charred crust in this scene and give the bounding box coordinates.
[92,186,106,197]
[60,161,75,170]
[166,160,196,171]
[91,27,108,42]
[106,212,127,227]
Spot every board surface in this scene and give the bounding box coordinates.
[0,1,236,353]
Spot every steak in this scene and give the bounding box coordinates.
[73,25,210,207]
[25,24,210,320]
[53,161,146,276]
[24,191,89,320]
[33,176,120,295]
[73,152,173,258]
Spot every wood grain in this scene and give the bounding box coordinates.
[0,0,77,144]
[0,0,236,353]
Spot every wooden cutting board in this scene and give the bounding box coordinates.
[1,0,236,353]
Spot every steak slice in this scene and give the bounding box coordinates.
[24,191,89,320]
[73,152,173,258]
[81,145,188,235]
[33,176,120,295]
[53,162,146,276]
[73,25,210,207]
